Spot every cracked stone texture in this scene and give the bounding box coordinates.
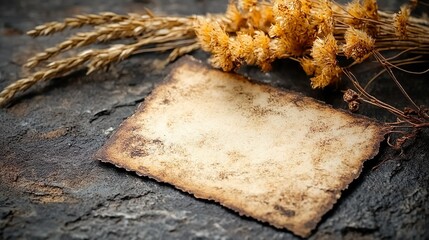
[0,0,428,239]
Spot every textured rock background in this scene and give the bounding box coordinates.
[0,0,428,239]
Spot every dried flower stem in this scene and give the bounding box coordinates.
[342,68,415,123]
[343,65,428,131]
[372,51,419,110]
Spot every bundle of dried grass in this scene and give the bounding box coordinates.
[0,0,428,136]
[0,11,217,106]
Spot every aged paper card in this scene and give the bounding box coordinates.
[96,56,386,237]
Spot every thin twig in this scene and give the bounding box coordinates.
[373,51,420,110]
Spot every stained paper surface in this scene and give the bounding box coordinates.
[96,56,386,237]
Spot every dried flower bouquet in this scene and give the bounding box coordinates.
[1,0,428,138]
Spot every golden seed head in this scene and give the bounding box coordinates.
[343,89,359,102]
[348,100,360,112]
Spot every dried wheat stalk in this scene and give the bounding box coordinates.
[27,12,132,37]
[0,50,95,104]
[0,13,208,106]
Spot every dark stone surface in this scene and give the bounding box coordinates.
[0,1,428,239]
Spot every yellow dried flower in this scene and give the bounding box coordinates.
[211,32,235,71]
[363,0,379,36]
[229,31,273,71]
[270,0,315,56]
[272,0,306,21]
[195,18,216,52]
[299,57,316,76]
[343,27,375,63]
[346,0,366,22]
[393,5,411,39]
[345,0,379,36]
[311,0,334,37]
[309,34,341,88]
[238,0,258,12]
[363,0,378,21]
[268,22,283,38]
[248,4,274,31]
[269,38,289,59]
[230,32,256,66]
[259,4,274,26]
[311,34,338,67]
[300,0,312,14]
[195,18,235,71]
[225,2,246,31]
[225,1,274,33]
[310,65,342,89]
[253,31,272,71]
